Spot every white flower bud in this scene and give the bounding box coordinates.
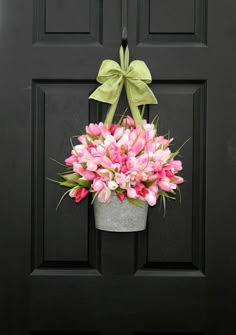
[108,180,118,190]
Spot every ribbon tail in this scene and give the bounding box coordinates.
[127,79,158,106]
[125,82,144,128]
[104,79,124,128]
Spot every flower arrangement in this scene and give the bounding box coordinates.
[55,115,184,209]
[49,44,185,230]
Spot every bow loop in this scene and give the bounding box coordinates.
[126,60,152,83]
[96,60,122,83]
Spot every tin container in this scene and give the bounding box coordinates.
[93,194,148,232]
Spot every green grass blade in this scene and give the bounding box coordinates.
[56,189,71,211]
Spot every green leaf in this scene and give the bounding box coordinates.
[177,136,192,151]
[127,197,145,208]
[140,105,145,118]
[115,187,125,194]
[59,180,78,188]
[159,189,176,200]
[77,179,92,188]
[143,179,156,188]
[151,114,159,126]
[59,173,79,181]
[56,170,73,175]
[117,107,128,126]
[91,192,98,205]
[50,158,68,168]
[86,133,97,141]
[46,177,60,184]
[56,189,71,211]
[162,195,166,217]
[176,185,182,203]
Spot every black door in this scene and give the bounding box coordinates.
[1,0,236,334]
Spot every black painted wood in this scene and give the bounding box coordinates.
[1,0,236,334]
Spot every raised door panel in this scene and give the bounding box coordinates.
[137,0,207,44]
[31,81,103,272]
[33,0,102,44]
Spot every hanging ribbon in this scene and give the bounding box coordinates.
[89,46,158,128]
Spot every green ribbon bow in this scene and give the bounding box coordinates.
[89,46,158,128]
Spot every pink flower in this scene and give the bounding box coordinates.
[65,154,77,166]
[149,183,158,194]
[83,171,97,181]
[115,173,130,189]
[78,135,87,145]
[109,124,118,134]
[117,192,126,201]
[98,122,110,137]
[97,168,113,181]
[69,187,89,203]
[145,190,157,206]
[174,176,184,184]
[73,163,96,180]
[86,160,98,171]
[97,187,111,203]
[158,178,176,192]
[92,178,105,192]
[154,149,171,163]
[132,138,145,156]
[127,187,138,199]
[134,183,149,197]
[169,160,183,172]
[73,163,84,175]
[122,115,135,128]
[113,127,125,141]
[86,123,101,136]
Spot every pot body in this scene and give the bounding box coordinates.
[93,194,148,232]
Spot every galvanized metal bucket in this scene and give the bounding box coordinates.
[93,194,149,232]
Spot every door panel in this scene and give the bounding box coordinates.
[1,0,236,334]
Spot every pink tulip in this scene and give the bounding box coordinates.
[134,183,149,197]
[109,124,118,135]
[98,122,110,137]
[132,138,145,156]
[86,123,101,136]
[69,187,89,203]
[158,179,176,192]
[78,135,87,145]
[98,156,113,168]
[154,149,171,163]
[86,160,98,171]
[149,183,158,194]
[127,187,138,199]
[92,178,105,192]
[145,190,157,206]
[113,127,125,141]
[97,168,113,181]
[73,163,96,180]
[120,164,128,173]
[174,176,184,184]
[117,192,126,201]
[65,154,77,166]
[97,187,111,203]
[73,163,84,175]
[83,171,97,181]
[115,173,130,189]
[122,115,135,128]
[169,160,183,172]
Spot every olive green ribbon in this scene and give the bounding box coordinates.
[89,46,158,128]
